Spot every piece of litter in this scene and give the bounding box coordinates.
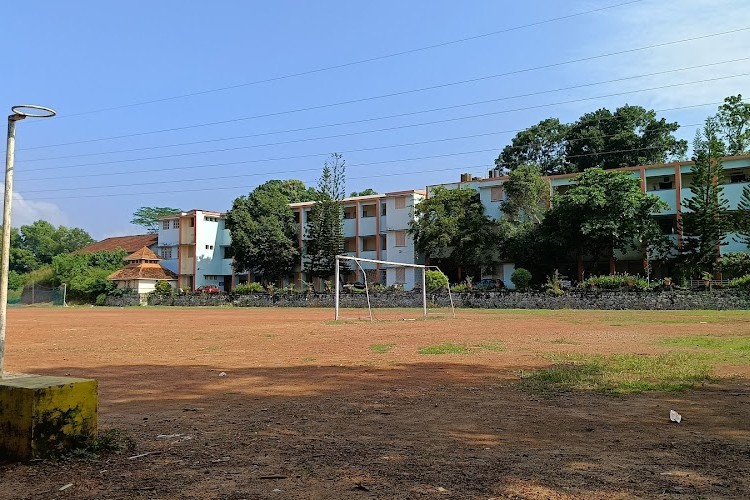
[59,483,73,491]
[670,409,682,423]
[218,372,227,377]
[699,321,708,324]
[127,451,162,460]
[156,433,182,439]
[272,489,282,493]
[437,486,448,492]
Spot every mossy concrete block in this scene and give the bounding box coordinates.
[0,375,98,460]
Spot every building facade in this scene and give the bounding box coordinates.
[429,155,750,282]
[157,210,233,291]
[290,189,426,290]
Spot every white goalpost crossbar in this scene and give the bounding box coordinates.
[334,255,454,321]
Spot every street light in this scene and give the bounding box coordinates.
[0,104,56,377]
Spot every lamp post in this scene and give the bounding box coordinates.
[0,105,55,377]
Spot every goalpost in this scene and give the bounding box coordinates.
[334,255,454,321]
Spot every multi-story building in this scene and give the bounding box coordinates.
[429,155,750,283]
[290,189,426,290]
[157,191,426,291]
[157,210,233,291]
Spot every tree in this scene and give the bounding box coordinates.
[565,105,687,171]
[681,118,730,275]
[226,180,315,283]
[350,188,378,197]
[131,206,181,233]
[501,165,549,225]
[496,118,571,175]
[305,154,347,279]
[51,249,127,301]
[409,186,502,278]
[716,94,750,155]
[546,168,668,274]
[9,220,95,271]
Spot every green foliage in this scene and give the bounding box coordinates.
[6,220,95,275]
[227,179,315,283]
[51,250,126,302]
[95,293,107,306]
[681,118,730,275]
[497,118,571,175]
[517,353,713,394]
[449,283,467,293]
[130,206,180,233]
[234,282,265,294]
[545,270,565,296]
[370,343,395,353]
[546,168,668,266]
[735,184,750,247]
[350,188,378,197]
[511,268,532,290]
[728,274,750,290]
[716,94,750,155]
[718,253,750,279]
[409,186,502,276]
[153,280,173,296]
[566,105,687,171]
[501,164,549,224]
[305,153,348,279]
[578,273,649,291]
[418,343,470,355]
[424,270,449,291]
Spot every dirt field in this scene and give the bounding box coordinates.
[1,307,749,499]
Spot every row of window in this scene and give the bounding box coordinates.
[343,231,407,252]
[162,218,197,230]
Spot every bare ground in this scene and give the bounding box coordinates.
[1,307,749,499]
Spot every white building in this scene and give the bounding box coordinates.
[290,189,426,291]
[157,210,233,291]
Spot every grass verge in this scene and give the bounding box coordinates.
[518,353,714,394]
[370,343,395,354]
[418,341,504,355]
[660,335,750,364]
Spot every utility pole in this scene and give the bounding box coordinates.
[0,105,55,377]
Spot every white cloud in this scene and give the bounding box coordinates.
[578,0,750,109]
[1,192,70,227]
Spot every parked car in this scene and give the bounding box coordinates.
[196,285,222,294]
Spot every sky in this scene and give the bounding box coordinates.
[4,0,750,239]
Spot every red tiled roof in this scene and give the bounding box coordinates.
[108,263,177,281]
[75,234,157,255]
[126,246,161,262]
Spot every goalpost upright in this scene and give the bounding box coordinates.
[335,255,430,321]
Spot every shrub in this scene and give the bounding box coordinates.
[234,283,264,295]
[728,274,750,290]
[511,268,532,290]
[95,293,107,306]
[579,273,650,291]
[450,283,467,293]
[424,270,449,291]
[153,280,173,296]
[720,252,750,280]
[545,270,565,296]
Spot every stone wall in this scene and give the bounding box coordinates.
[120,290,750,310]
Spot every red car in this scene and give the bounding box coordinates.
[196,285,222,294]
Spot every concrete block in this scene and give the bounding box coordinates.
[0,375,98,460]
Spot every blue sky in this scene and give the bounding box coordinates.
[5,0,750,239]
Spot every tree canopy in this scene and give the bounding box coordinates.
[497,118,571,175]
[131,206,181,233]
[226,180,315,283]
[409,186,501,277]
[716,94,750,155]
[350,188,378,197]
[306,154,348,279]
[545,168,668,271]
[7,220,94,274]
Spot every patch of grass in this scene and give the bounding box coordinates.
[418,343,470,355]
[302,357,317,363]
[550,338,578,345]
[370,343,395,354]
[517,353,714,394]
[661,335,750,364]
[63,428,135,460]
[475,341,505,353]
[203,345,222,352]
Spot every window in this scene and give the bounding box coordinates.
[658,181,673,190]
[395,268,406,284]
[395,196,407,209]
[731,173,748,183]
[362,236,376,251]
[344,238,356,252]
[395,231,406,247]
[186,246,195,258]
[173,220,180,229]
[205,245,214,250]
[223,246,233,259]
[490,186,504,202]
[380,234,387,250]
[160,247,172,259]
[343,206,356,219]
[380,203,387,216]
[362,205,376,218]
[162,220,170,230]
[189,218,195,227]
[293,211,300,223]
[204,216,219,222]
[204,275,220,281]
